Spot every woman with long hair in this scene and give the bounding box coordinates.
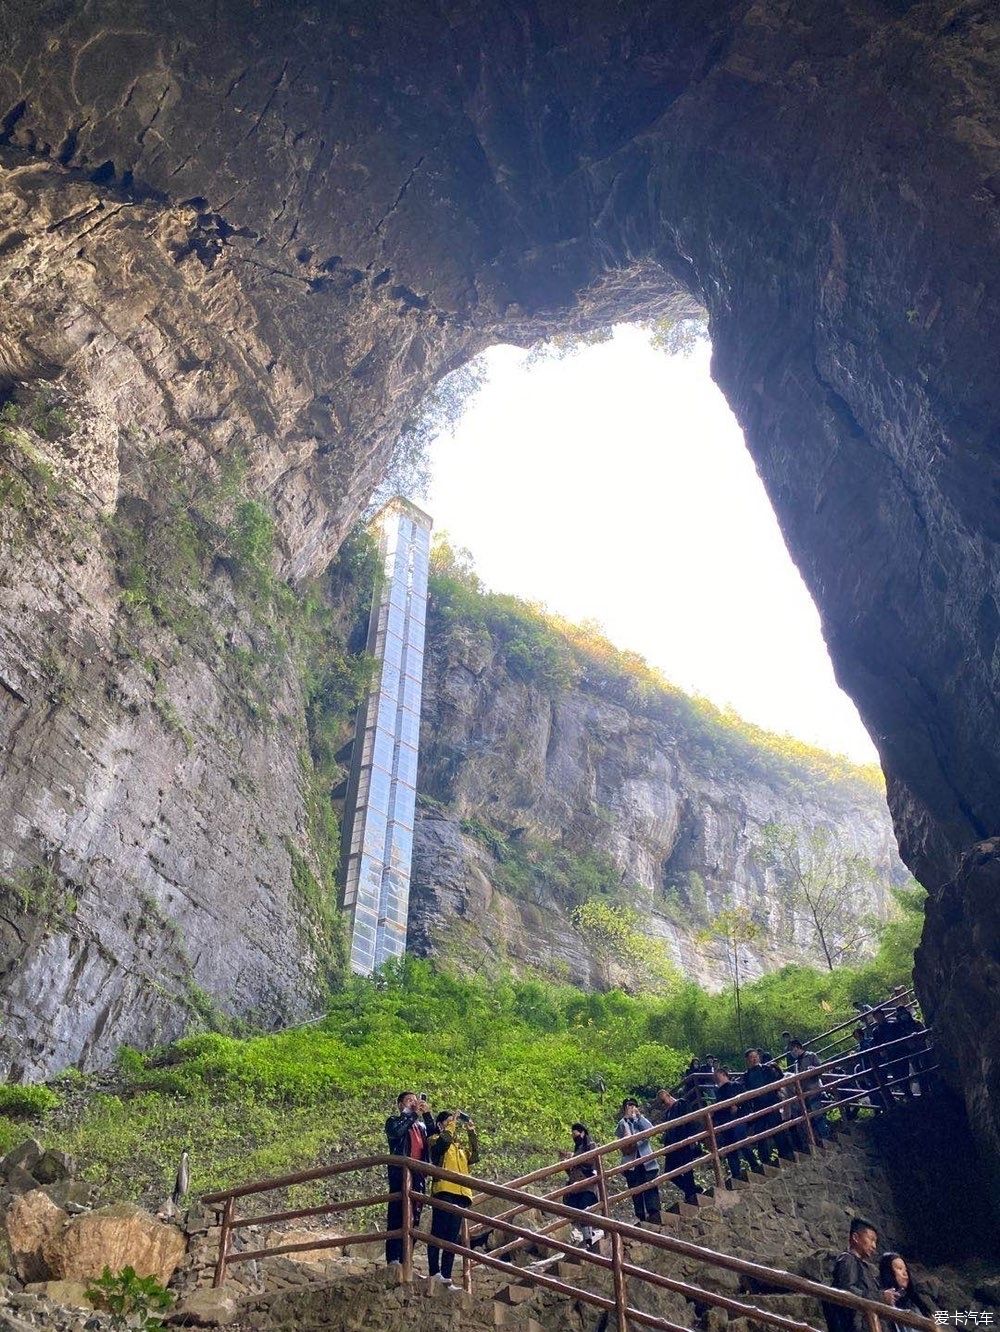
[878,1252,935,1332]
[563,1122,604,1250]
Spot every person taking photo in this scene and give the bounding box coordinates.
[384,1091,434,1265]
[427,1110,480,1288]
[615,1098,663,1227]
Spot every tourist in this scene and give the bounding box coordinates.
[837,1026,872,1120]
[864,1010,895,1110]
[562,1122,604,1249]
[742,1048,790,1163]
[711,1067,759,1181]
[878,1252,935,1330]
[384,1091,435,1265]
[683,1057,705,1106]
[788,1038,830,1140]
[824,1217,883,1332]
[655,1088,706,1206]
[615,1098,663,1226]
[426,1109,479,1287]
[887,1004,926,1098]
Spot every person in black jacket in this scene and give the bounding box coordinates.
[384,1090,434,1264]
[742,1049,790,1164]
[654,1089,705,1206]
[824,1217,883,1332]
[562,1122,604,1249]
[711,1067,759,1180]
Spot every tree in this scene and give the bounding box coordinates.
[756,823,882,971]
[571,899,678,994]
[430,531,481,586]
[368,355,489,510]
[697,907,762,1049]
[647,310,710,357]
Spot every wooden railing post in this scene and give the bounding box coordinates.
[400,1163,413,1280]
[213,1196,234,1289]
[702,1109,725,1190]
[461,1214,473,1294]
[597,1155,629,1330]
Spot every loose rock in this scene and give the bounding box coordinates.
[4,1190,68,1282]
[44,1204,186,1286]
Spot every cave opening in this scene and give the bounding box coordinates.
[415,324,878,767]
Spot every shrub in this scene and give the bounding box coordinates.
[0,1084,60,1118]
[86,1266,173,1331]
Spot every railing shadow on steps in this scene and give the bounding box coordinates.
[201,1016,936,1332]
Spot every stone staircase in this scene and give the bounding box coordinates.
[193,1111,972,1332]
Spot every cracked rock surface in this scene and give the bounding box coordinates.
[410,610,906,989]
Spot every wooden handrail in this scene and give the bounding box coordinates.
[204,1151,934,1332]
[469,1025,929,1245]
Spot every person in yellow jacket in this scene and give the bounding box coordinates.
[427,1109,479,1287]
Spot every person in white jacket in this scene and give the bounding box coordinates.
[615,1098,662,1226]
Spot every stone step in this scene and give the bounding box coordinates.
[423,1276,466,1299]
[552,1259,586,1277]
[495,1283,537,1306]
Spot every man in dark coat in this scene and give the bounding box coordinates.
[711,1067,759,1179]
[788,1038,830,1141]
[742,1049,789,1164]
[384,1090,434,1264]
[824,1217,884,1332]
[654,1088,705,1206]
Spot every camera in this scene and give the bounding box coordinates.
[419,1091,429,1103]
[457,1112,471,1123]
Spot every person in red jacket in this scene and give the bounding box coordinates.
[384,1090,434,1264]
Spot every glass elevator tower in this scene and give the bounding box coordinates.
[340,498,432,975]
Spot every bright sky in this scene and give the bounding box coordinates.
[423,325,878,764]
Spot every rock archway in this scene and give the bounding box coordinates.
[0,1,997,1171]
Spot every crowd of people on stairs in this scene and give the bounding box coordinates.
[378,997,935,1307]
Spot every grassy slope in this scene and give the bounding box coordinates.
[0,892,921,1212]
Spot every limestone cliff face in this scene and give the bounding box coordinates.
[410,608,906,990]
[0,0,996,1174]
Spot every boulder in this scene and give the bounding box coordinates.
[4,1190,68,1281]
[32,1151,75,1186]
[0,1143,42,1180]
[24,1278,93,1309]
[263,1228,348,1265]
[41,1179,99,1211]
[44,1202,186,1286]
[5,1167,43,1197]
[167,1288,240,1326]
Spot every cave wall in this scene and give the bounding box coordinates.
[0,0,997,1166]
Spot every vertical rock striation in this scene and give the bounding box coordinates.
[410,599,906,989]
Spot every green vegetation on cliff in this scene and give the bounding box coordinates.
[0,888,922,1208]
[429,536,883,793]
